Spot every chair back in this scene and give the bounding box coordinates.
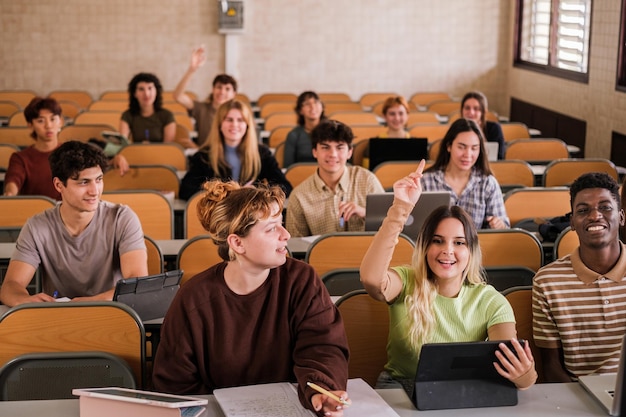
[318,93,352,103]
[0,101,21,119]
[502,286,544,382]
[184,191,206,239]
[99,91,127,101]
[478,229,544,271]
[409,123,450,143]
[263,112,298,132]
[103,165,180,198]
[409,92,452,108]
[58,124,116,143]
[118,143,187,171]
[285,163,318,188]
[273,141,286,169]
[350,140,369,167]
[144,235,164,275]
[57,101,83,122]
[103,190,174,240]
[406,112,441,125]
[325,102,363,115]
[260,101,295,119]
[358,93,397,109]
[48,90,93,110]
[490,160,535,189]
[370,101,418,118]
[554,227,579,260]
[177,235,224,284]
[500,122,531,142]
[0,127,33,147]
[74,111,122,130]
[268,126,293,148]
[335,290,389,386]
[330,112,379,126]
[256,93,298,108]
[426,100,461,117]
[321,268,363,296]
[0,351,135,400]
[174,113,194,131]
[305,232,414,277]
[483,266,536,292]
[505,139,569,163]
[8,112,27,127]
[0,90,37,109]
[350,125,387,143]
[373,161,423,190]
[0,302,145,387]
[88,101,127,112]
[543,158,619,187]
[504,187,571,226]
[0,196,57,227]
[0,144,19,170]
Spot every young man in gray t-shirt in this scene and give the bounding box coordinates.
[0,141,148,307]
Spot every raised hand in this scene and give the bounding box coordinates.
[392,159,426,205]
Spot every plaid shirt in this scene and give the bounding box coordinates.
[286,165,385,237]
[421,168,510,229]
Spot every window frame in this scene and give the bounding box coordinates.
[514,0,592,84]
[616,1,626,91]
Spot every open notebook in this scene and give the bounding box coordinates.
[213,378,399,417]
[578,333,626,416]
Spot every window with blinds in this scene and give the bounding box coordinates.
[515,0,592,83]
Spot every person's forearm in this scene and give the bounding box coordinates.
[173,69,196,109]
[0,282,33,307]
[360,198,413,301]
[3,181,18,196]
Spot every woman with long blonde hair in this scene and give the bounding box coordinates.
[180,99,292,200]
[360,160,537,396]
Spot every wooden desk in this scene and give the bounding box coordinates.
[0,384,608,416]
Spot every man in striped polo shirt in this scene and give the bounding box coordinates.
[533,172,626,382]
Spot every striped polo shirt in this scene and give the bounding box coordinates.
[532,242,626,377]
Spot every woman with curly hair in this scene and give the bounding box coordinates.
[153,179,350,416]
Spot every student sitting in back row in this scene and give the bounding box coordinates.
[0,141,147,307]
[3,97,129,200]
[286,119,384,237]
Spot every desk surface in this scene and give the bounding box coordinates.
[0,384,608,416]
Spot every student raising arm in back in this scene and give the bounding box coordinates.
[360,160,536,396]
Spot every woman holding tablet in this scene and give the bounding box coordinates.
[360,160,537,396]
[153,179,350,416]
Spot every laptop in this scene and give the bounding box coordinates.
[364,192,451,239]
[414,340,519,410]
[113,270,183,321]
[485,141,499,161]
[578,333,626,416]
[368,137,428,171]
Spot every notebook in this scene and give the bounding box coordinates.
[364,192,451,239]
[113,269,183,321]
[367,137,428,171]
[414,340,519,411]
[213,378,400,417]
[578,333,626,416]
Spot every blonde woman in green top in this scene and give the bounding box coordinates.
[360,160,537,395]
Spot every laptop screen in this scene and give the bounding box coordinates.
[365,192,451,240]
[368,138,428,171]
[414,340,518,410]
[113,269,183,321]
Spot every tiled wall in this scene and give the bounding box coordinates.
[2,0,625,159]
[0,1,512,112]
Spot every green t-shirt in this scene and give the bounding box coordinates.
[385,266,515,380]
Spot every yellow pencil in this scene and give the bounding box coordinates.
[306,382,350,406]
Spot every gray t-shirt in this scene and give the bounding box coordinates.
[12,201,146,298]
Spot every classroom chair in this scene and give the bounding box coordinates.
[177,235,223,285]
[263,112,298,132]
[330,111,379,126]
[117,143,187,171]
[0,101,22,121]
[335,289,389,387]
[542,158,618,187]
[0,144,19,170]
[88,100,127,112]
[409,123,450,143]
[317,93,352,103]
[478,229,544,271]
[103,190,174,240]
[483,266,536,292]
[284,162,318,188]
[74,111,122,130]
[268,126,293,148]
[426,100,461,117]
[324,101,363,114]
[256,93,298,108]
[0,302,146,388]
[505,139,570,164]
[259,101,295,119]
[504,186,571,227]
[490,159,536,191]
[358,93,398,110]
[409,92,452,108]
[0,90,37,109]
[320,268,363,297]
[0,127,34,147]
[48,90,94,110]
[500,122,532,142]
[0,196,57,228]
[58,124,117,144]
[103,165,180,198]
[554,227,579,260]
[373,161,423,190]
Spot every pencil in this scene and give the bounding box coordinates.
[306,382,350,406]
